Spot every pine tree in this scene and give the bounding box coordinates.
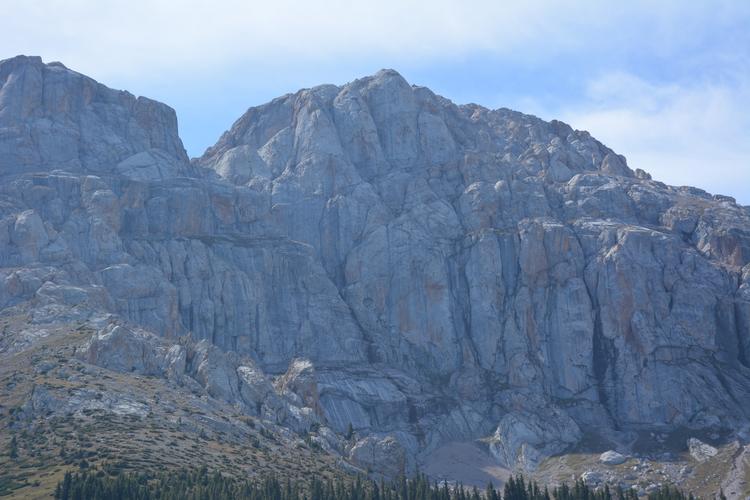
[485,481,499,500]
[8,435,18,459]
[60,471,71,500]
[52,466,701,500]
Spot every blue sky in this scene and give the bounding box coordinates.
[3,1,749,203]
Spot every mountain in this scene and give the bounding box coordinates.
[1,55,749,497]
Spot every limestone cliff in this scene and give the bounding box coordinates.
[1,56,749,483]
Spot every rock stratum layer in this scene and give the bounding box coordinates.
[2,55,750,482]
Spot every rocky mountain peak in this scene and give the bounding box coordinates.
[197,67,635,194]
[0,55,189,179]
[1,57,750,491]
[359,68,414,96]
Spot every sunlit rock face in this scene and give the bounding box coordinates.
[2,56,750,474]
[0,56,190,178]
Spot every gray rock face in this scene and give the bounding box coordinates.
[687,438,718,462]
[0,55,189,177]
[78,320,322,433]
[2,56,750,474]
[489,406,582,471]
[349,434,413,477]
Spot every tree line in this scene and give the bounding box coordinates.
[54,466,702,500]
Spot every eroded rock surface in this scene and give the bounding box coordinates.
[1,56,750,477]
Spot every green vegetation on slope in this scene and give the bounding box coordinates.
[52,467,699,500]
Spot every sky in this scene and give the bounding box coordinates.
[3,1,749,203]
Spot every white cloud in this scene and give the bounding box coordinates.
[561,72,750,204]
[1,1,561,77]
[2,1,746,79]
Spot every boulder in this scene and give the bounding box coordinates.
[489,407,581,471]
[581,471,604,486]
[276,358,322,415]
[687,438,718,462]
[599,450,628,465]
[349,434,412,477]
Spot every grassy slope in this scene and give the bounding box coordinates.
[0,319,343,499]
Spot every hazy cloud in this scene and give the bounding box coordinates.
[4,1,747,78]
[561,72,750,202]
